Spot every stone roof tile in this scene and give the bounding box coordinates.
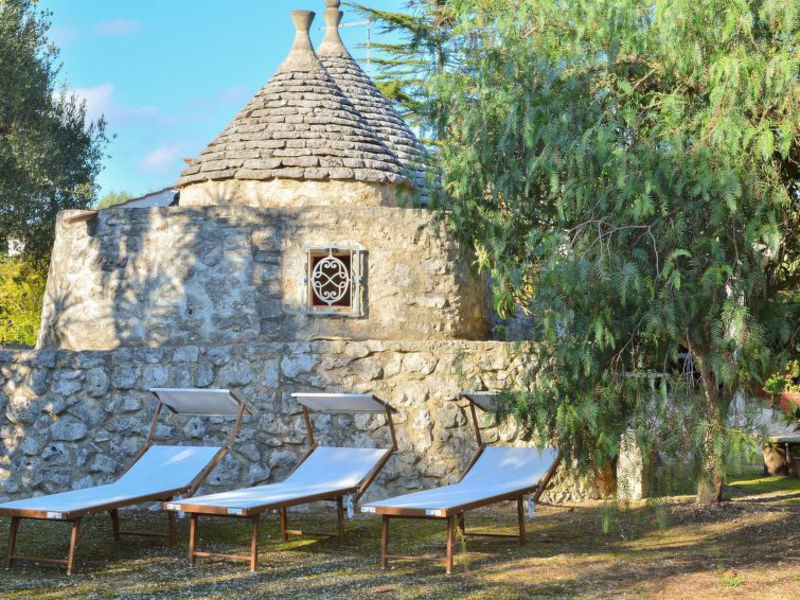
[317,2,428,190]
[176,9,404,188]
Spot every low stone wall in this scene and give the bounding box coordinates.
[0,340,603,505]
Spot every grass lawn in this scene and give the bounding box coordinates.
[1,471,799,600]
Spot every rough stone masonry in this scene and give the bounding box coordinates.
[0,341,605,504]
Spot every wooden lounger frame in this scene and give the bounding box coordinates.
[374,392,562,574]
[175,394,398,572]
[1,390,251,575]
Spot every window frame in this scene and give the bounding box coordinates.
[303,245,365,317]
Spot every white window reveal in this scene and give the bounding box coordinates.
[305,247,365,316]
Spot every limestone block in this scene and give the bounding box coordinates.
[182,417,206,439]
[85,368,110,398]
[436,402,465,429]
[49,417,88,441]
[42,394,78,416]
[142,365,169,388]
[29,369,50,395]
[217,360,254,387]
[52,370,82,396]
[247,463,271,484]
[90,454,116,474]
[173,346,199,363]
[71,475,94,490]
[170,365,192,388]
[41,442,70,463]
[6,395,40,426]
[18,437,42,456]
[236,443,261,462]
[280,354,316,379]
[112,364,141,389]
[195,362,215,387]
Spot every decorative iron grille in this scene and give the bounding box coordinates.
[305,247,365,315]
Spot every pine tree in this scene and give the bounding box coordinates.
[348,0,455,140]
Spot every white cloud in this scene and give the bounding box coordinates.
[138,143,189,174]
[70,83,157,123]
[94,19,142,37]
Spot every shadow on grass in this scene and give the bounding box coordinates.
[1,494,800,600]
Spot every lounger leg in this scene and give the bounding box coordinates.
[168,511,177,546]
[5,517,20,569]
[249,515,260,572]
[110,509,120,542]
[66,519,80,576]
[445,516,454,575]
[188,515,198,565]
[279,508,288,543]
[380,516,389,569]
[517,497,526,546]
[336,496,345,545]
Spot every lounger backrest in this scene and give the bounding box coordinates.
[461,446,558,491]
[116,445,222,495]
[286,446,389,489]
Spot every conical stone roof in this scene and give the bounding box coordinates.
[176,10,404,188]
[317,1,428,189]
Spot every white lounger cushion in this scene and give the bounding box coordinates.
[0,445,221,514]
[174,446,388,510]
[366,447,558,512]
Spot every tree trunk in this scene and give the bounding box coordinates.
[695,355,726,505]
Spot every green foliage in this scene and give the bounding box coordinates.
[722,574,743,588]
[432,0,800,503]
[96,190,131,209]
[349,0,456,139]
[0,0,108,257]
[780,405,800,433]
[764,360,800,394]
[0,253,46,346]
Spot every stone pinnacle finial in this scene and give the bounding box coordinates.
[281,10,319,70]
[318,2,349,57]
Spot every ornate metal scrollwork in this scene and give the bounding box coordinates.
[311,250,351,306]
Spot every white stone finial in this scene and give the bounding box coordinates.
[325,0,341,7]
[318,3,349,57]
[291,10,315,45]
[281,10,319,70]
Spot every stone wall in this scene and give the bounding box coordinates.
[0,340,603,505]
[38,206,488,350]
[178,178,405,209]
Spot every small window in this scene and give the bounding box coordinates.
[305,247,365,315]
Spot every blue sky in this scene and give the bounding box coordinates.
[40,0,405,199]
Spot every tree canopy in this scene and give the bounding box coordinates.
[433,0,800,503]
[350,0,456,140]
[0,0,107,257]
[96,190,131,209]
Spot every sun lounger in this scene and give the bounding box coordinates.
[165,392,397,571]
[361,391,561,574]
[0,388,250,574]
